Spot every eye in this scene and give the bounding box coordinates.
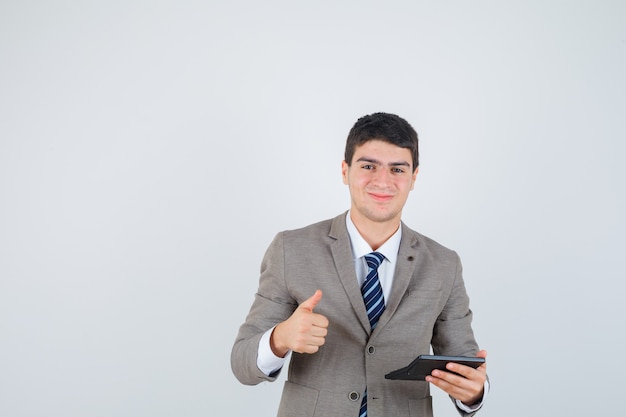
[361,164,375,170]
[392,167,406,174]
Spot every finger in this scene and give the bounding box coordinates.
[475,350,488,371]
[309,324,328,337]
[295,331,327,354]
[444,362,475,379]
[311,312,330,328]
[431,368,467,386]
[432,364,484,389]
[299,289,323,312]
[309,334,327,347]
[427,371,481,403]
[301,344,322,354]
[444,352,488,378]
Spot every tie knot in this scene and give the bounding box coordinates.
[364,252,385,271]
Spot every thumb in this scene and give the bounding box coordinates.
[298,290,323,312]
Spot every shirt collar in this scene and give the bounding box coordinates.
[345,210,402,264]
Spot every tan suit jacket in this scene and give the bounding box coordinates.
[231,212,480,417]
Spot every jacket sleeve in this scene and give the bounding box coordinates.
[431,251,479,358]
[230,232,298,385]
[431,251,484,417]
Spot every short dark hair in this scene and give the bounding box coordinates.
[344,112,419,170]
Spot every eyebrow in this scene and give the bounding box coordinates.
[356,157,411,167]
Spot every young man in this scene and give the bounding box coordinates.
[231,113,488,417]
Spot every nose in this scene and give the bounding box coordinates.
[372,168,391,187]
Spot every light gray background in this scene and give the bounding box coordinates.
[1,1,624,416]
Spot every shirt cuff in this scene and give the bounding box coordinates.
[455,378,490,413]
[256,326,290,376]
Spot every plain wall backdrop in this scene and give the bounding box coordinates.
[1,1,624,416]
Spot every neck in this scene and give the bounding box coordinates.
[350,211,401,251]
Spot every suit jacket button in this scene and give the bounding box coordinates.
[367,345,375,354]
[348,391,360,401]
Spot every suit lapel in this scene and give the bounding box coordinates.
[329,214,371,333]
[373,223,419,335]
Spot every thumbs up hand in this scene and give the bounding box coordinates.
[270,290,329,357]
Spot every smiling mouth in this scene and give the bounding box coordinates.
[369,192,394,202]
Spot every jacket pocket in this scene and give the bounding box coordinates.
[409,395,433,417]
[277,381,319,417]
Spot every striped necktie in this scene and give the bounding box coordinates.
[361,251,386,329]
[359,251,385,417]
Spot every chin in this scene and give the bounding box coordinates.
[364,209,400,224]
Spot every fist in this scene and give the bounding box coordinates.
[270,290,329,357]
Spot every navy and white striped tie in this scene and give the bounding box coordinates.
[359,251,385,417]
[362,251,386,329]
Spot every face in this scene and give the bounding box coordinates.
[342,139,418,227]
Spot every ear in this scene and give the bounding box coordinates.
[341,160,349,185]
[410,167,419,190]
